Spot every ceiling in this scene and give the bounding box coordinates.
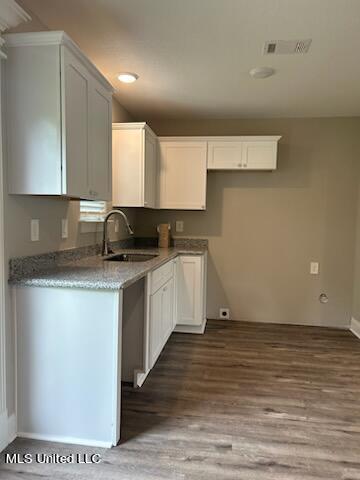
[13,0,360,119]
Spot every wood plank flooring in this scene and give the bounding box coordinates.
[2,320,360,479]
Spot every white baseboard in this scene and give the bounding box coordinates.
[134,368,151,388]
[7,413,17,444]
[174,318,207,335]
[350,317,360,339]
[17,431,113,448]
[0,410,8,451]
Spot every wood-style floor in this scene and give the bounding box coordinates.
[2,320,360,479]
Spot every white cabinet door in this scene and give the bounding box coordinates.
[88,79,112,200]
[161,277,174,344]
[176,256,204,326]
[159,141,207,210]
[61,47,89,198]
[207,141,243,170]
[149,277,175,369]
[241,141,278,170]
[144,129,158,208]
[149,286,163,369]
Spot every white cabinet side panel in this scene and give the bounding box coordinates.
[144,130,157,208]
[15,287,120,445]
[6,45,62,194]
[112,128,143,207]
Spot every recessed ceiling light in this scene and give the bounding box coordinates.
[249,67,275,79]
[118,72,139,83]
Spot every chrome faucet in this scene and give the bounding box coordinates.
[102,209,134,256]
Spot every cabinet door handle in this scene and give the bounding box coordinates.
[163,286,167,292]
[237,163,242,168]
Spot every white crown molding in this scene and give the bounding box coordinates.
[0,0,30,59]
[4,30,114,92]
[0,0,31,32]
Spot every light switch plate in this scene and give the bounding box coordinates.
[30,219,39,242]
[61,218,68,239]
[310,262,319,275]
[176,220,184,233]
[114,220,119,233]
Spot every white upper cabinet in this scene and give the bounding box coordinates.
[207,136,281,170]
[112,123,157,208]
[4,31,113,200]
[159,140,207,210]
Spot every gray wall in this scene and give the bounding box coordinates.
[136,117,360,328]
[4,98,134,416]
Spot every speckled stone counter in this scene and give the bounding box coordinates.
[9,241,207,291]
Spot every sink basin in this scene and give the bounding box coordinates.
[104,253,158,262]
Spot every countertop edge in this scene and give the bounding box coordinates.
[9,249,206,291]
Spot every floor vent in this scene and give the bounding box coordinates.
[264,39,312,55]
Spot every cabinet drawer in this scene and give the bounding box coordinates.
[151,259,174,294]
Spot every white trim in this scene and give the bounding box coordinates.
[7,413,16,444]
[0,410,8,450]
[17,432,113,449]
[350,317,360,339]
[0,0,30,32]
[174,318,207,335]
[4,31,113,92]
[158,135,282,142]
[112,122,157,138]
[134,368,151,388]
[0,2,30,453]
[0,55,7,453]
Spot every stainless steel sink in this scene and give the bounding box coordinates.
[104,253,158,262]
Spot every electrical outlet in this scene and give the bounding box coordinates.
[30,219,39,242]
[61,218,68,239]
[219,308,230,320]
[176,220,184,233]
[310,262,319,275]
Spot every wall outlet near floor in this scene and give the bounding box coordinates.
[175,220,184,233]
[310,262,319,275]
[219,308,230,320]
[61,218,68,239]
[30,219,39,242]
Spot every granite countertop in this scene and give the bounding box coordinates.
[9,245,207,291]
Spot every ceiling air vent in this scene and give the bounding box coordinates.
[264,39,312,55]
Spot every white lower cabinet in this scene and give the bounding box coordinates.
[175,254,207,333]
[13,286,122,448]
[144,253,207,380]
